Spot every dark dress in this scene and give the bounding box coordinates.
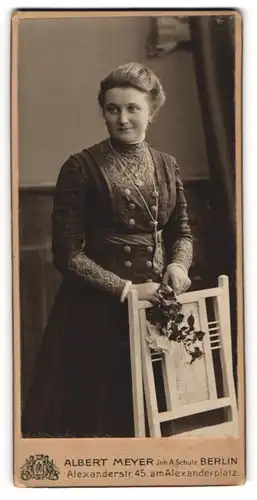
[21,137,193,438]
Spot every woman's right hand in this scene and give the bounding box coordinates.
[132,282,161,304]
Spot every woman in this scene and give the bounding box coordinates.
[22,62,193,438]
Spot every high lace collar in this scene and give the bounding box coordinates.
[108,136,147,155]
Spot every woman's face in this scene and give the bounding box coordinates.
[103,87,152,143]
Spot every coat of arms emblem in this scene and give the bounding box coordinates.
[20,454,60,480]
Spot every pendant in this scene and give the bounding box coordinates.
[152,190,159,198]
[135,179,143,187]
[153,231,165,277]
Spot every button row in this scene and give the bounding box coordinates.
[124,261,152,269]
[129,218,158,228]
[123,245,153,253]
[124,188,159,199]
[127,203,157,213]
[125,190,158,228]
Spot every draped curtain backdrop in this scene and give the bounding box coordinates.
[189,15,236,269]
[189,15,237,387]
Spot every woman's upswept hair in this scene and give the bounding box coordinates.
[98,62,166,116]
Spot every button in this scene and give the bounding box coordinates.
[124,245,131,253]
[145,261,152,269]
[146,246,153,253]
[124,188,131,196]
[149,220,158,227]
[129,218,136,226]
[152,190,159,198]
[145,278,153,283]
[151,205,158,214]
[124,261,132,268]
[128,203,136,211]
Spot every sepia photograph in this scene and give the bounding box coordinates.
[12,9,244,486]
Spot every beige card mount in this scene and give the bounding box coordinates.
[12,9,244,487]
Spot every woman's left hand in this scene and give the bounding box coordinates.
[162,263,191,295]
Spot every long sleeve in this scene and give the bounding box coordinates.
[162,158,193,271]
[52,155,127,296]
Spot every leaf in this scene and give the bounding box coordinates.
[187,314,195,328]
[188,349,204,364]
[195,330,206,341]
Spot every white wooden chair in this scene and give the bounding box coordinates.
[127,275,238,438]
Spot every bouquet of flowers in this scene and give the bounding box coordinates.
[146,283,206,364]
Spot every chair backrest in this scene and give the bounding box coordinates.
[127,275,238,437]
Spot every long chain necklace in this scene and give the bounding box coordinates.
[108,138,164,276]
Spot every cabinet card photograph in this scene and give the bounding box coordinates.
[12,9,244,487]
